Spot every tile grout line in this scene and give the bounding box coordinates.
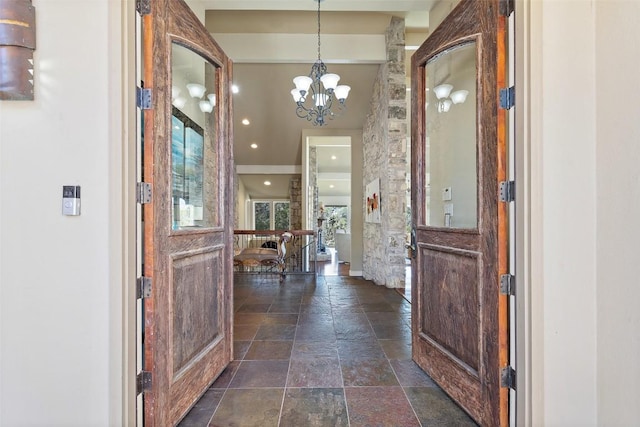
[328,280,352,427]
[276,287,300,427]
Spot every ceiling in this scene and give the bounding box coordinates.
[187,0,435,199]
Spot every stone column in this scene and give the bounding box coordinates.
[362,17,408,288]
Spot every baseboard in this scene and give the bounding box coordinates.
[349,270,363,276]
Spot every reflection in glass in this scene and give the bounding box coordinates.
[171,43,218,230]
[424,42,477,229]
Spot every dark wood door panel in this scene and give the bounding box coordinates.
[171,247,224,373]
[418,245,481,372]
[412,335,483,417]
[416,228,480,252]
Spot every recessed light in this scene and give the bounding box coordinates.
[264,181,271,186]
[331,155,337,160]
[232,84,239,94]
[329,185,335,188]
[250,143,258,149]
[242,118,250,126]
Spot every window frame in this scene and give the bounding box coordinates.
[250,199,291,230]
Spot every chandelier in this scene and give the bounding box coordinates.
[290,0,351,126]
[433,84,468,113]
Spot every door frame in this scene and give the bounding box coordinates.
[115,1,539,425]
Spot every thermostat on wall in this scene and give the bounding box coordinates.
[442,187,452,201]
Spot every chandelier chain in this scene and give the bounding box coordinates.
[317,0,321,60]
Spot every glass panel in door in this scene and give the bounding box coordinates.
[171,43,219,230]
[424,42,477,229]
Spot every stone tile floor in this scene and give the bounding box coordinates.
[178,274,477,427]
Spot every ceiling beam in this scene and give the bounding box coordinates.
[237,165,303,174]
[199,0,435,12]
[213,33,386,64]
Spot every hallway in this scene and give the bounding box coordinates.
[178,272,476,426]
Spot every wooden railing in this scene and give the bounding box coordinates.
[233,230,317,277]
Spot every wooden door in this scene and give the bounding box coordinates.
[410,0,509,425]
[141,1,233,425]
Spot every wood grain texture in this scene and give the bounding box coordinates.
[420,246,481,372]
[410,1,507,425]
[144,1,234,425]
[496,9,510,427]
[171,249,221,373]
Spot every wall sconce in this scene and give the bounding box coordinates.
[0,0,36,100]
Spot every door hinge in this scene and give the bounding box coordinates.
[501,366,516,389]
[500,0,514,17]
[136,182,152,204]
[500,274,515,296]
[136,87,152,110]
[136,0,151,16]
[136,277,152,299]
[136,371,152,394]
[499,86,515,110]
[499,180,515,202]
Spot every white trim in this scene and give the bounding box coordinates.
[202,0,434,12]
[111,0,136,425]
[515,1,542,425]
[236,165,302,174]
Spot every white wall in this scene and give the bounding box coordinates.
[0,0,129,425]
[532,1,598,425]
[595,2,640,425]
[542,1,598,424]
[523,0,640,426]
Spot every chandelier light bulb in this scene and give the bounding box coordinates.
[334,85,351,101]
[199,100,213,113]
[450,90,469,104]
[293,76,313,93]
[433,84,453,99]
[314,93,328,107]
[291,89,303,103]
[439,99,452,113]
[186,83,206,98]
[172,96,187,109]
[320,73,340,91]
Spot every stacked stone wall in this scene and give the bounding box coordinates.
[289,175,302,230]
[362,17,407,288]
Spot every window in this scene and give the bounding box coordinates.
[252,200,290,230]
[324,205,348,246]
